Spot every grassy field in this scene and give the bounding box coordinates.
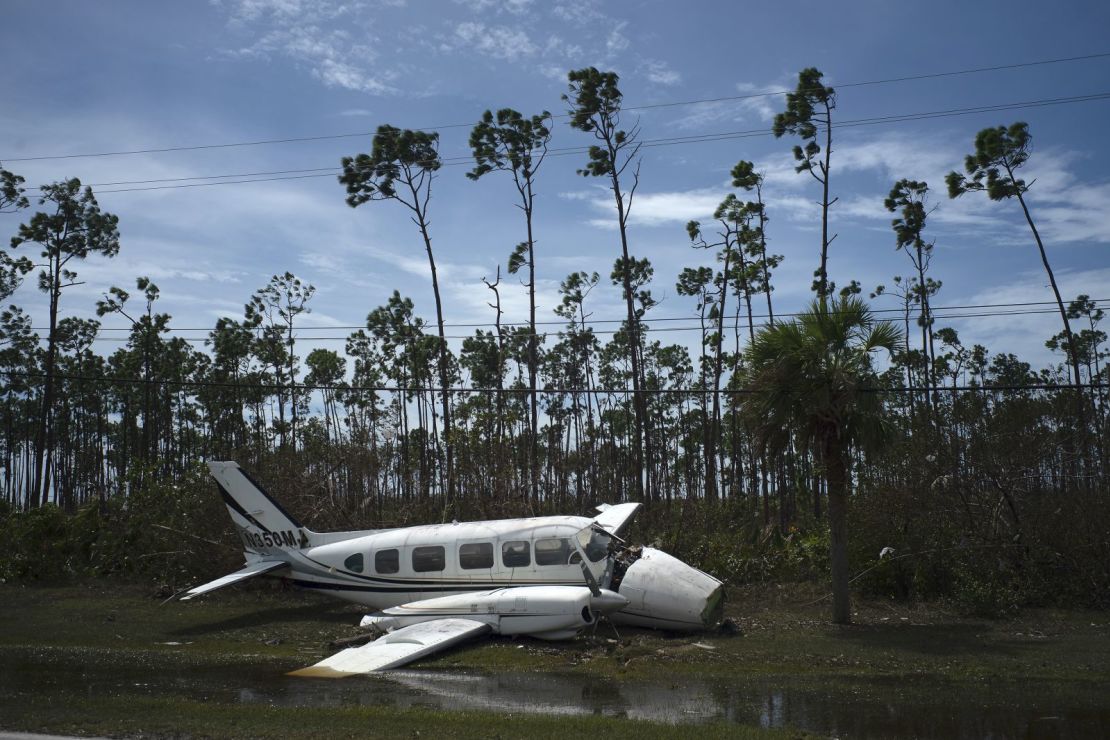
[1,580,1108,738]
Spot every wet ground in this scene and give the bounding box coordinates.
[3,646,1107,738]
[2,582,1108,738]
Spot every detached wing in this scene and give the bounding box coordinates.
[288,618,492,678]
[593,502,642,537]
[179,560,286,601]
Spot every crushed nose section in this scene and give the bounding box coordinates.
[700,581,725,626]
[610,547,724,632]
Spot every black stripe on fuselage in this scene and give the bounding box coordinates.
[289,578,580,594]
[292,548,589,589]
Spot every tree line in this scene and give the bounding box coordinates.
[1,68,1107,619]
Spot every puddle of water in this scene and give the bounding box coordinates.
[3,649,1107,738]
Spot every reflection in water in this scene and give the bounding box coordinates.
[233,669,1109,737]
[3,650,1107,738]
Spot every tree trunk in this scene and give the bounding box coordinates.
[818,103,833,299]
[524,189,540,509]
[1013,184,1081,388]
[823,431,851,625]
[416,215,453,501]
[610,166,648,502]
[33,258,62,508]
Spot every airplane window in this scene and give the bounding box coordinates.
[574,526,611,563]
[459,542,493,569]
[412,545,446,573]
[375,548,399,574]
[344,552,365,573]
[502,540,530,568]
[584,529,610,562]
[535,538,572,566]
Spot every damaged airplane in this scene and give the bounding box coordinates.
[179,461,724,677]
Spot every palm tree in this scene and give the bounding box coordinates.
[743,296,901,624]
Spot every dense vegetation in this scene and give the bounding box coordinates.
[1,68,1106,619]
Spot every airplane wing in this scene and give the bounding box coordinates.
[288,618,492,677]
[179,560,287,601]
[593,502,642,537]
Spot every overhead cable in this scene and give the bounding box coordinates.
[85,91,1110,194]
[0,369,1099,396]
[5,50,1110,162]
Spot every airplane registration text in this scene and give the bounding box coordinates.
[242,529,300,549]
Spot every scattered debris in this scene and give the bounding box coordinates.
[716,617,742,636]
[328,632,377,649]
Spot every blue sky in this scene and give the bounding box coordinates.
[2,0,1109,374]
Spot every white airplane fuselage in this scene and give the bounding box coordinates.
[197,461,724,640]
[262,516,608,610]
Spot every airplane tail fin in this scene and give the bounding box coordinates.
[208,460,312,554]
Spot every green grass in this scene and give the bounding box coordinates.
[1,579,1108,738]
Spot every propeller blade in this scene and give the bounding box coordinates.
[579,559,601,597]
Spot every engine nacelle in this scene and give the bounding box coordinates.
[611,547,724,631]
[360,585,627,640]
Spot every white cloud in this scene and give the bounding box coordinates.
[834,132,954,180]
[454,0,534,13]
[945,266,1110,370]
[576,187,722,229]
[668,79,787,130]
[770,194,822,224]
[542,34,583,59]
[446,272,565,328]
[540,64,567,81]
[451,22,537,60]
[216,3,396,94]
[220,0,348,25]
[557,188,603,201]
[732,81,785,121]
[825,134,1110,244]
[1033,182,1110,244]
[552,0,604,25]
[605,22,629,54]
[642,59,680,86]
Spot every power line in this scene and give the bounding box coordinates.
[5,50,1109,163]
[623,52,1110,112]
[25,306,1106,344]
[34,298,1109,334]
[85,91,1110,195]
[0,369,1099,395]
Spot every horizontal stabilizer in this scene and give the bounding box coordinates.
[179,560,287,601]
[593,502,642,537]
[289,618,492,677]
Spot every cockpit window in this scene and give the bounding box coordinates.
[585,530,611,562]
[576,526,611,563]
[344,552,365,573]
